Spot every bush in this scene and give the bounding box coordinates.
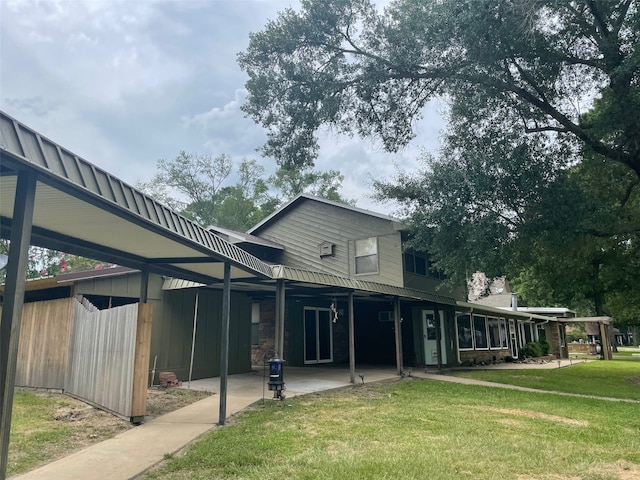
[521,341,543,358]
[539,339,551,355]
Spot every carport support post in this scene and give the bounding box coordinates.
[393,297,403,375]
[348,292,355,384]
[0,170,37,480]
[130,269,152,424]
[218,262,231,425]
[598,321,610,360]
[275,279,285,357]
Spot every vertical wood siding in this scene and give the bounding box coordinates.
[14,298,74,389]
[65,301,138,418]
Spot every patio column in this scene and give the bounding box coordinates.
[0,170,37,480]
[348,292,355,384]
[274,279,285,358]
[393,297,403,375]
[219,262,231,425]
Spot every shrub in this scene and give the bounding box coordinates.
[539,339,551,355]
[521,341,543,358]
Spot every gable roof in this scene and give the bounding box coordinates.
[247,194,405,234]
[208,225,284,250]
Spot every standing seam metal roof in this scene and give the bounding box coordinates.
[0,110,273,279]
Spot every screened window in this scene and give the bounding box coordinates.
[251,303,260,346]
[473,315,488,349]
[456,314,473,349]
[355,237,378,274]
[488,317,501,348]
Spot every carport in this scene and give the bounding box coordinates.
[0,110,273,477]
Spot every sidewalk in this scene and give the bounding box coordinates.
[10,366,398,480]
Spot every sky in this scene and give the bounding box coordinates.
[1,0,446,214]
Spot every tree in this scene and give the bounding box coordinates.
[239,0,640,321]
[0,240,108,283]
[270,166,354,204]
[138,151,276,231]
[138,152,353,232]
[239,0,639,172]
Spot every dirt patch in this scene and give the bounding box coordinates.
[517,475,582,480]
[591,460,640,480]
[473,406,589,427]
[624,376,640,385]
[517,460,640,480]
[145,387,212,419]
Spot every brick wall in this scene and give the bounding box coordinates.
[459,349,511,365]
[545,323,562,358]
[251,300,276,365]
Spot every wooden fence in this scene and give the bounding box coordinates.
[15,298,74,390]
[12,297,143,419]
[65,300,138,418]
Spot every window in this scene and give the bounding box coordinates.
[355,237,378,274]
[456,314,473,349]
[404,248,444,279]
[488,317,501,348]
[499,319,508,348]
[251,303,260,346]
[473,315,488,349]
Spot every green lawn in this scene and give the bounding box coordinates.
[144,378,640,480]
[452,355,640,400]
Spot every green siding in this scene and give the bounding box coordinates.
[256,200,404,285]
[152,289,252,381]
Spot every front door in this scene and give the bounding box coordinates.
[304,308,333,364]
[423,310,447,366]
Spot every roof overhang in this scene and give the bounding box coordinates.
[456,301,558,323]
[0,110,273,283]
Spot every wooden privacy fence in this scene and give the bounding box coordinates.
[15,298,74,390]
[12,297,152,420]
[65,300,138,418]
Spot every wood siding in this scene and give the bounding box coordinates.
[13,298,74,389]
[65,301,138,418]
[255,200,404,286]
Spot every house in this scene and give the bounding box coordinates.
[241,195,565,368]
[11,195,566,408]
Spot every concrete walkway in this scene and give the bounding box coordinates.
[10,366,398,480]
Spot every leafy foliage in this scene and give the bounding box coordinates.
[138,151,354,232]
[239,0,640,173]
[137,151,276,231]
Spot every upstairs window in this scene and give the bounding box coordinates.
[404,248,445,279]
[355,237,378,274]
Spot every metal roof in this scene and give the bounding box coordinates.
[456,300,558,322]
[0,110,273,283]
[271,265,457,304]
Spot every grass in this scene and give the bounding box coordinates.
[8,387,211,477]
[451,352,640,401]
[8,389,130,476]
[144,378,640,480]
